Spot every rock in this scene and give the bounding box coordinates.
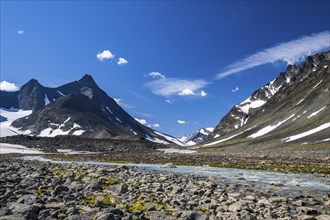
[269,197,288,204]
[0,207,12,216]
[145,211,173,219]
[316,215,330,220]
[0,215,26,220]
[228,201,244,212]
[297,207,318,215]
[324,200,330,208]
[161,163,177,168]
[109,183,128,194]
[323,194,330,201]
[66,207,80,215]
[8,203,40,219]
[67,214,86,220]
[53,185,69,195]
[257,198,272,207]
[292,200,305,206]
[96,213,116,220]
[179,211,208,220]
[299,215,316,220]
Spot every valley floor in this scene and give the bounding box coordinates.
[0,156,330,220]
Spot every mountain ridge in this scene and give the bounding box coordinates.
[0,75,183,145]
[204,50,330,149]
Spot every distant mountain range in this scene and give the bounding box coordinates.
[0,75,184,145]
[203,50,330,149]
[1,51,329,149]
[179,127,214,146]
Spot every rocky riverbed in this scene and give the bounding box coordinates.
[0,157,330,220]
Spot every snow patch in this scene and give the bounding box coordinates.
[203,127,254,147]
[282,123,330,142]
[249,114,295,138]
[72,130,85,135]
[295,98,305,106]
[44,95,51,106]
[146,135,170,145]
[0,143,44,154]
[116,117,122,123]
[214,134,220,139]
[0,108,32,137]
[238,98,266,114]
[106,106,113,114]
[57,90,65,96]
[307,106,326,118]
[157,148,196,154]
[312,80,323,90]
[63,117,71,124]
[154,131,185,146]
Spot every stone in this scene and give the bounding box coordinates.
[109,183,128,194]
[297,207,318,215]
[0,207,12,216]
[228,201,244,212]
[316,215,330,220]
[96,213,116,220]
[161,163,177,168]
[269,197,288,204]
[53,185,69,195]
[66,207,80,215]
[8,203,40,219]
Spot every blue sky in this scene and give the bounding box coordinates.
[1,1,330,138]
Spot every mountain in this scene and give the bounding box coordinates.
[204,51,330,149]
[0,75,183,145]
[179,127,214,146]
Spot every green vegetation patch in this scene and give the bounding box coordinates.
[104,177,119,187]
[83,196,97,204]
[102,195,117,207]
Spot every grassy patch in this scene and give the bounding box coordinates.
[83,196,97,205]
[104,177,119,187]
[102,195,117,207]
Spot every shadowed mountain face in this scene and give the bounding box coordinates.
[204,51,330,149]
[1,75,181,143]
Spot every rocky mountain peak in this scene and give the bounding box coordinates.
[78,74,98,88]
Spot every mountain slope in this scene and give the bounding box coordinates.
[0,75,183,145]
[179,127,214,146]
[204,51,330,149]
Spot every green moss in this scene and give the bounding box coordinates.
[197,207,210,212]
[104,177,119,187]
[128,199,146,212]
[128,199,167,213]
[103,195,117,207]
[36,187,45,197]
[83,196,96,205]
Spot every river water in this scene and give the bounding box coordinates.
[20,156,330,198]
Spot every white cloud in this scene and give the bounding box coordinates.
[114,98,132,108]
[135,118,160,128]
[231,86,239,92]
[117,57,128,65]
[216,31,330,79]
[17,30,24,35]
[152,123,160,128]
[200,90,207,97]
[165,99,171,103]
[145,78,209,97]
[147,72,166,79]
[135,118,147,125]
[178,88,195,96]
[96,50,115,61]
[177,120,186,124]
[0,81,20,91]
